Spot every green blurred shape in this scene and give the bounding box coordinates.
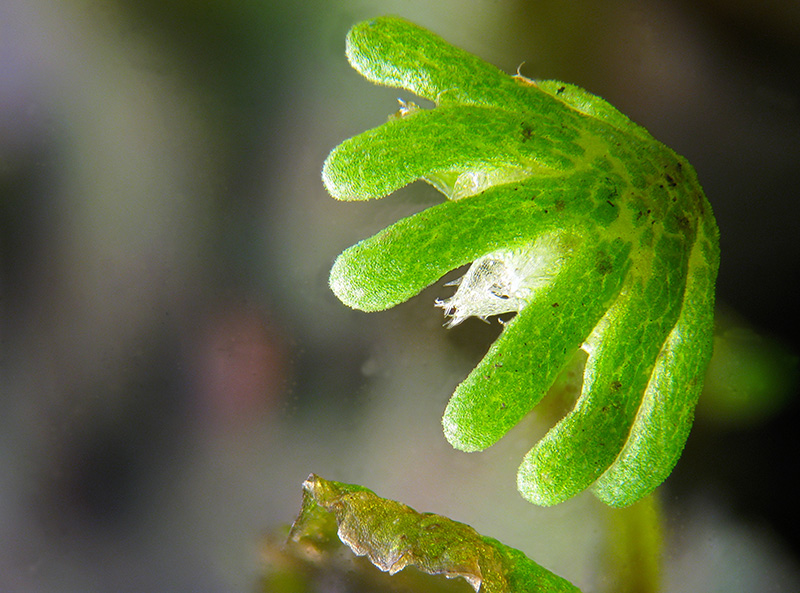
[699,307,797,426]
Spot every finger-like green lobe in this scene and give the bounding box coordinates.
[330,176,598,311]
[591,223,719,506]
[323,104,581,201]
[517,231,693,505]
[443,238,631,452]
[289,474,581,593]
[345,17,549,112]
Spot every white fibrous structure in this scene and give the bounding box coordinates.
[436,234,569,327]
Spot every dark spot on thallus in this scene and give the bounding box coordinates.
[596,253,612,275]
[520,123,533,142]
[555,199,565,212]
[425,522,441,531]
[557,86,566,94]
[604,178,619,198]
[677,215,691,231]
[610,380,622,392]
[552,302,559,307]
[665,174,677,188]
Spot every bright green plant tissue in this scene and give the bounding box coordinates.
[325,17,719,507]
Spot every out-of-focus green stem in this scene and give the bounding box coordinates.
[602,493,663,593]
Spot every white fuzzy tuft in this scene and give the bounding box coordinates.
[436,234,569,327]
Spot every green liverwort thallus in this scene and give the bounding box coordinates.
[323,16,720,507]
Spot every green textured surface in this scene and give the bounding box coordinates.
[289,474,580,593]
[325,16,720,507]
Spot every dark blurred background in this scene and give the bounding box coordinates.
[1,1,798,591]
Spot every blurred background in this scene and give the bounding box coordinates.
[1,1,798,591]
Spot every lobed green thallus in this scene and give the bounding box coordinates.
[324,16,719,507]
